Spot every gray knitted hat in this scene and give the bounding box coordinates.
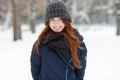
[45,1,71,25]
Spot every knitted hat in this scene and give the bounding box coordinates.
[45,1,71,25]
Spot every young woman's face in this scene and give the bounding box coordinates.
[49,17,65,32]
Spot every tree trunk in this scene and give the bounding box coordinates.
[29,0,35,33]
[116,1,120,35]
[11,0,22,41]
[116,17,120,35]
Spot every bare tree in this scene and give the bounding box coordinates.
[115,0,120,35]
[0,0,10,30]
[36,0,47,21]
[11,0,22,41]
[65,0,91,24]
[29,0,35,33]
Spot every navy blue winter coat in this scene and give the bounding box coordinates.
[30,32,87,80]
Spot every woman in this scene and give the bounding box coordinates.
[30,1,87,80]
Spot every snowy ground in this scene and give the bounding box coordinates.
[0,24,120,80]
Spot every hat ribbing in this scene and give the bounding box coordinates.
[45,1,71,25]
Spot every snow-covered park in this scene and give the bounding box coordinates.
[0,24,120,80]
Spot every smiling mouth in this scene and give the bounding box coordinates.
[54,26,61,30]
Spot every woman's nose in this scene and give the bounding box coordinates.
[54,20,60,25]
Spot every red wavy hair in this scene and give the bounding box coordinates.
[35,18,82,68]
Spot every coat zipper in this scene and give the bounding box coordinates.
[65,58,72,80]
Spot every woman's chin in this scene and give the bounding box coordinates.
[54,30,61,32]
[53,28,62,32]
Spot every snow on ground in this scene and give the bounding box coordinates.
[0,24,120,80]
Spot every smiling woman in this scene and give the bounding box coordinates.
[49,17,65,32]
[30,1,87,80]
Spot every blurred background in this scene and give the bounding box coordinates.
[0,0,120,39]
[0,0,120,80]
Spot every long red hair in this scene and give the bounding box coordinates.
[35,18,82,68]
